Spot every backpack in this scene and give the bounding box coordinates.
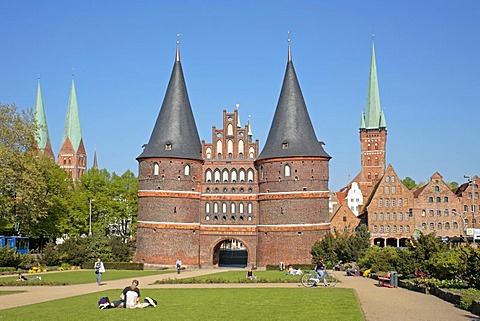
[98,297,111,309]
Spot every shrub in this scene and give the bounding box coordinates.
[58,237,88,266]
[80,261,144,270]
[0,247,22,268]
[41,242,60,266]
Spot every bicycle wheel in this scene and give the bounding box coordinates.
[324,272,338,287]
[301,272,318,287]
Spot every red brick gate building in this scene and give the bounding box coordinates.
[135,42,331,267]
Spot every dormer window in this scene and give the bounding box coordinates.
[165,143,172,150]
[282,142,289,149]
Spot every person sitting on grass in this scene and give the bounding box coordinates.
[17,272,41,281]
[287,265,302,276]
[125,284,150,308]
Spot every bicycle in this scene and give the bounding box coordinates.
[301,269,338,287]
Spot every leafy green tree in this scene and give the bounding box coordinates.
[402,177,417,190]
[358,246,399,272]
[447,181,459,190]
[429,247,465,281]
[0,103,53,236]
[407,232,446,274]
[58,237,88,266]
[459,247,480,289]
[41,242,60,266]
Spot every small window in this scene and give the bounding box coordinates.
[421,223,426,230]
[385,176,390,182]
[428,197,433,203]
[284,164,291,177]
[282,142,288,149]
[391,176,395,182]
[445,222,450,229]
[406,225,410,232]
[453,222,458,229]
[165,143,172,150]
[184,164,190,176]
[435,186,439,192]
[398,199,403,207]
[444,197,449,202]
[429,223,434,230]
[438,222,442,230]
[385,186,389,194]
[436,197,441,203]
[154,163,160,176]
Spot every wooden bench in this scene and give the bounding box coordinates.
[377,273,394,288]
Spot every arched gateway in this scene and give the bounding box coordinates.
[213,238,248,268]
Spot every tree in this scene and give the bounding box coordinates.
[447,181,459,190]
[407,232,447,273]
[0,103,52,235]
[402,177,417,190]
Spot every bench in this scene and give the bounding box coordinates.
[377,273,393,288]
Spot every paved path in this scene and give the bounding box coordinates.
[1,269,479,321]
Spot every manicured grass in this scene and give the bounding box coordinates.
[0,290,25,296]
[0,270,171,286]
[155,270,309,283]
[0,288,363,321]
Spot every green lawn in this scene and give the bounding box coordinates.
[0,290,25,296]
[156,270,308,283]
[0,288,363,321]
[0,270,170,286]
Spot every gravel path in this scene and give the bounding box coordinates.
[1,269,479,320]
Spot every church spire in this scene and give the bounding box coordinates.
[92,148,98,169]
[361,39,386,129]
[61,76,83,152]
[257,38,330,161]
[33,78,54,158]
[138,39,202,160]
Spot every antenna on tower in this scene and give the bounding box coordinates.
[176,33,181,61]
[287,31,292,61]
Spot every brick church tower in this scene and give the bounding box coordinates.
[135,42,204,266]
[58,77,87,180]
[255,40,331,266]
[356,40,387,195]
[33,79,55,159]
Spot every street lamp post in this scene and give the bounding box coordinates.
[464,175,476,246]
[89,199,94,236]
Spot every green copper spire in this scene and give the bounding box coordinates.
[34,79,53,153]
[360,112,366,129]
[363,41,386,129]
[61,77,83,152]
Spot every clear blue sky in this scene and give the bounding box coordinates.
[1,1,479,191]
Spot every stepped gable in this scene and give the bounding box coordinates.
[138,43,202,161]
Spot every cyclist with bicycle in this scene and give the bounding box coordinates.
[315,257,329,286]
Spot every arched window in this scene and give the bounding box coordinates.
[205,203,210,213]
[238,140,244,156]
[445,222,450,229]
[222,169,229,182]
[213,203,218,213]
[385,186,389,194]
[393,225,397,232]
[379,199,383,207]
[184,164,190,176]
[392,199,396,207]
[216,140,223,157]
[373,225,378,232]
[391,176,395,182]
[444,197,449,202]
[227,140,233,156]
[284,164,291,177]
[421,223,426,229]
[438,222,442,230]
[239,203,244,214]
[154,163,160,176]
[435,186,439,192]
[239,169,246,182]
[247,169,254,182]
[380,225,384,232]
[385,199,390,207]
[205,169,212,183]
[428,197,433,203]
[399,212,403,220]
[399,225,403,232]
[227,123,233,136]
[367,158,371,166]
[260,165,264,179]
[231,169,237,182]
[375,143,378,150]
[436,197,441,203]
[429,223,434,230]
[214,169,221,183]
[453,222,458,229]
[406,225,410,232]
[367,143,371,151]
[231,203,235,214]
[375,157,379,166]
[206,147,212,159]
[392,186,396,194]
[367,172,371,180]
[399,199,403,207]
[247,203,253,214]
[375,172,379,180]
[249,147,255,158]
[222,203,227,213]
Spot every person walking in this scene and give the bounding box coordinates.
[176,259,182,274]
[94,258,105,285]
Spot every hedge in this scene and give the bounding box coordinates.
[81,262,144,270]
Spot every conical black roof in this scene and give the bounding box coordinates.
[257,59,330,161]
[138,52,202,161]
